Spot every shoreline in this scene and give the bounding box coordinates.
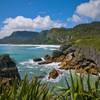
[0,44,60,47]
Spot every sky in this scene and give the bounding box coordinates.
[0,0,100,38]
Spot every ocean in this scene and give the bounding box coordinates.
[0,45,62,80]
[0,44,97,86]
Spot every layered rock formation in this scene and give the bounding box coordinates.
[0,54,20,84]
[38,44,100,79]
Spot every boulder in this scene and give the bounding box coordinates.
[48,69,60,79]
[33,58,42,62]
[0,54,20,84]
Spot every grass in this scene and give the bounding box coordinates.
[0,72,100,100]
[0,76,54,100]
[56,70,100,100]
[72,35,100,51]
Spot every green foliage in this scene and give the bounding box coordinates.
[0,76,54,100]
[47,22,100,45]
[56,71,100,100]
[73,36,100,51]
[0,73,100,100]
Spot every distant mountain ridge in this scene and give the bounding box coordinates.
[0,31,40,44]
[0,22,100,44]
[6,31,39,39]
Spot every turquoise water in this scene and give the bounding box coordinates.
[0,44,60,79]
[0,44,53,62]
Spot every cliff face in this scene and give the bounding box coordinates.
[0,54,20,84]
[78,46,100,66]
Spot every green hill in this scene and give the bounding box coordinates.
[0,22,100,46]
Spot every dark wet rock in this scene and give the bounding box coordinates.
[48,69,60,79]
[52,50,63,57]
[59,44,72,51]
[0,54,16,68]
[63,47,76,55]
[38,61,52,65]
[44,55,51,60]
[33,58,42,62]
[0,54,20,84]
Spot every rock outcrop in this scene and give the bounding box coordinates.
[78,46,100,66]
[38,44,75,64]
[33,58,42,62]
[48,69,61,79]
[38,44,100,79]
[0,54,20,84]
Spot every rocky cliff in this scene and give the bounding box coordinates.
[36,44,100,79]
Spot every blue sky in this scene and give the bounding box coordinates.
[0,0,88,23]
[0,0,100,38]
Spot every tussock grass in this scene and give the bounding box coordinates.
[0,72,100,100]
[0,76,54,100]
[56,70,100,100]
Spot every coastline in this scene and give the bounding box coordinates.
[0,44,60,47]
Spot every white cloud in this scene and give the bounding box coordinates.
[0,16,66,39]
[68,0,100,24]
[68,14,82,23]
[76,0,100,20]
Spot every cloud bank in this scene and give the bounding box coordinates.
[68,0,100,24]
[0,16,66,39]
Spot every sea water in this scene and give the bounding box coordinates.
[0,45,62,79]
[0,44,98,87]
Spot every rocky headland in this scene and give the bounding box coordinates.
[34,44,100,79]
